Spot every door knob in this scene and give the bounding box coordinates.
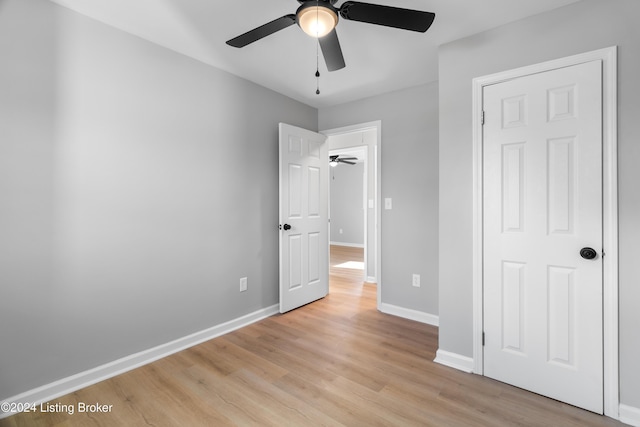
[282,224,292,231]
[580,247,598,260]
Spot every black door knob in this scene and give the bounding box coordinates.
[580,247,598,260]
[283,224,292,231]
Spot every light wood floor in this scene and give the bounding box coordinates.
[1,246,625,426]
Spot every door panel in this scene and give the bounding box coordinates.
[547,265,575,366]
[501,261,525,354]
[501,143,525,233]
[288,234,302,290]
[483,60,603,413]
[279,123,328,313]
[548,137,575,234]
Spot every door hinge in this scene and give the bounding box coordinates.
[481,111,485,125]
[482,332,485,346]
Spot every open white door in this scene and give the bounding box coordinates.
[483,60,603,412]
[279,123,329,313]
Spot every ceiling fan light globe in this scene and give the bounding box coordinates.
[297,6,338,38]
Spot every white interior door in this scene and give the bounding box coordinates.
[483,61,603,413]
[279,123,329,313]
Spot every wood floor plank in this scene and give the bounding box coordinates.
[273,373,392,427]
[0,245,626,426]
[228,369,342,427]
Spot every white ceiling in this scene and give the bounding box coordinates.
[50,0,581,108]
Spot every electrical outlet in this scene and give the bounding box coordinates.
[239,277,248,292]
[339,228,343,234]
[412,274,420,288]
[385,198,393,210]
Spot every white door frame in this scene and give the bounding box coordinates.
[471,47,618,418]
[322,121,382,309]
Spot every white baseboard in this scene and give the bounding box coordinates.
[434,349,474,373]
[378,303,439,326]
[365,276,377,283]
[330,241,365,248]
[620,404,640,426]
[0,304,279,419]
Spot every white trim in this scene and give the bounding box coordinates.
[434,350,474,373]
[0,305,279,419]
[601,46,619,420]
[471,46,618,418]
[322,121,382,308]
[379,303,439,326]
[619,404,640,427]
[365,276,376,283]
[330,241,365,248]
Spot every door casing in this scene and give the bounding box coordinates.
[471,46,618,418]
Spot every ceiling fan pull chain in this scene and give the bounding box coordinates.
[315,8,321,96]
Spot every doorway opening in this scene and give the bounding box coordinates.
[329,145,366,289]
[322,121,381,308]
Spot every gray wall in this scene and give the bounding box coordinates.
[0,0,317,399]
[330,162,365,246]
[320,82,439,315]
[438,0,640,409]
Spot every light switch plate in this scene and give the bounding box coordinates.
[385,198,392,210]
[412,274,421,288]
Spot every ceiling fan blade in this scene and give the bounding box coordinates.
[338,157,358,161]
[318,29,346,71]
[340,160,356,165]
[226,14,296,48]
[339,1,435,33]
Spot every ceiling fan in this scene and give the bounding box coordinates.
[330,154,357,166]
[226,0,436,72]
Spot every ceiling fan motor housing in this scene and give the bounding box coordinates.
[296,1,339,38]
[296,0,339,4]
